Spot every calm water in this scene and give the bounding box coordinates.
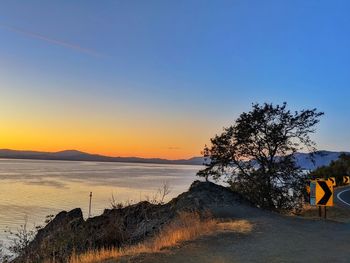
[0,159,201,247]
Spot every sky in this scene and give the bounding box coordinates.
[1,0,350,159]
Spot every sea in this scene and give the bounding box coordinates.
[0,158,201,248]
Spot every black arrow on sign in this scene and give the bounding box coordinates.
[345,177,349,184]
[318,181,332,205]
[329,178,335,184]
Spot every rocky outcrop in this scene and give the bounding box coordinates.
[14,181,252,262]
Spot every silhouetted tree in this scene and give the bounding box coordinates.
[197,102,324,212]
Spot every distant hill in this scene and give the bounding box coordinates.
[293,151,349,170]
[0,149,347,168]
[0,149,205,165]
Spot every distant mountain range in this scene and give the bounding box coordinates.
[0,149,348,169]
[0,149,205,165]
[293,151,349,170]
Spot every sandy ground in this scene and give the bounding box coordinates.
[119,203,350,263]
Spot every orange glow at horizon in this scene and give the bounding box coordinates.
[0,133,204,160]
[0,116,209,160]
[0,79,221,160]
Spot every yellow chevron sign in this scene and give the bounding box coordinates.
[328,177,336,187]
[310,180,333,207]
[343,176,350,184]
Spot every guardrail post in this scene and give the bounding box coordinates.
[318,206,321,217]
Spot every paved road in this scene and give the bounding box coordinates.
[335,185,350,208]
[130,202,350,263]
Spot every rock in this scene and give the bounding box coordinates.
[14,181,252,263]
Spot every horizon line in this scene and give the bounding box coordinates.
[0,148,347,161]
[0,148,203,161]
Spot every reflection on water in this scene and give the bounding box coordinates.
[0,159,201,246]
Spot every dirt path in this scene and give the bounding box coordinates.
[127,206,350,263]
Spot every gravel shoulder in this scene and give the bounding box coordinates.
[125,204,350,263]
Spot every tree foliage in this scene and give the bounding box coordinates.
[310,153,350,185]
[197,102,324,211]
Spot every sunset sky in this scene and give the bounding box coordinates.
[1,1,350,159]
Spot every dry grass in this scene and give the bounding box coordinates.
[69,212,252,263]
[216,220,253,233]
[300,204,350,223]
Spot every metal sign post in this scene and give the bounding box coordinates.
[88,192,92,218]
[318,206,321,218]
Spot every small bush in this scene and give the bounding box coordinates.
[5,216,38,261]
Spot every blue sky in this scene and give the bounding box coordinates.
[0,1,350,158]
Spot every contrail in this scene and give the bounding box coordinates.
[0,24,104,58]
